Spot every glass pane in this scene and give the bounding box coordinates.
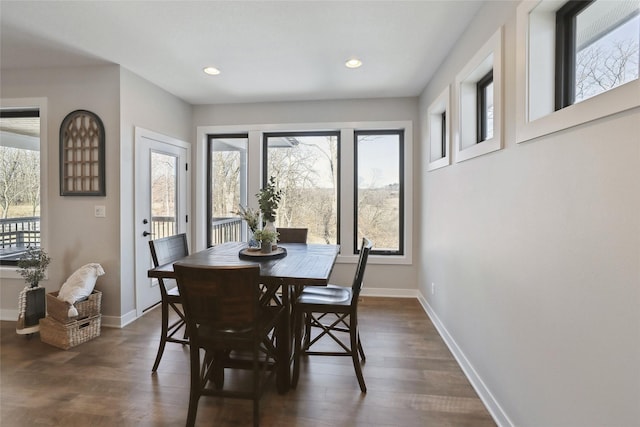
[0,112,41,263]
[484,80,494,140]
[356,132,401,253]
[266,133,339,244]
[209,135,248,245]
[151,152,177,239]
[575,2,640,103]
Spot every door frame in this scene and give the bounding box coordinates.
[134,127,190,318]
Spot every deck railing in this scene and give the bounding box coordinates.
[211,217,243,245]
[0,217,40,249]
[151,216,176,239]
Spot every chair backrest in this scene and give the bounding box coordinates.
[276,227,308,243]
[351,237,373,298]
[149,233,189,267]
[173,264,261,334]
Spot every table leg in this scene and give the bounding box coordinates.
[276,280,291,393]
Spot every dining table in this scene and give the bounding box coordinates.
[147,241,340,392]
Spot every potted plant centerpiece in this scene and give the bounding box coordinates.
[252,229,279,254]
[256,176,283,246]
[16,247,51,335]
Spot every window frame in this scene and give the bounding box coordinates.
[476,69,494,143]
[195,120,413,265]
[354,129,405,256]
[206,133,249,248]
[0,97,48,276]
[554,0,594,110]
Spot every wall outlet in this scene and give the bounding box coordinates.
[95,205,106,218]
[431,282,435,295]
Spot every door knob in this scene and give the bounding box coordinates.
[143,231,154,237]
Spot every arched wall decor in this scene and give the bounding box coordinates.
[59,110,105,196]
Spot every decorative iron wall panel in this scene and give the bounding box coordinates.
[59,110,105,196]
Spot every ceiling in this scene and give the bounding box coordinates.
[0,1,484,105]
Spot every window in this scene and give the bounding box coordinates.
[476,70,494,142]
[207,134,248,247]
[556,0,639,110]
[355,130,403,255]
[455,26,503,162]
[0,107,43,266]
[264,131,339,244]
[515,0,640,143]
[427,85,451,171]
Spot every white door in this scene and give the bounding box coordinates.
[134,127,189,317]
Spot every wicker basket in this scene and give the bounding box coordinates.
[40,315,101,350]
[46,290,101,324]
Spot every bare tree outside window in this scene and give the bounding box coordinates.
[575,6,639,103]
[266,133,338,244]
[356,131,403,254]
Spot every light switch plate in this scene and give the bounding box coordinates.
[95,205,106,218]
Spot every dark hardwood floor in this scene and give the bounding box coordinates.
[1,297,495,426]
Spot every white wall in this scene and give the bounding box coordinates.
[119,68,192,324]
[193,98,419,293]
[0,65,122,319]
[418,2,640,426]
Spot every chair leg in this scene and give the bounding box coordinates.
[291,307,304,388]
[186,348,201,427]
[357,332,366,362]
[152,300,169,372]
[350,322,367,393]
[303,311,312,351]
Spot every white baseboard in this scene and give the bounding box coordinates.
[416,293,513,427]
[1,308,138,329]
[360,288,419,298]
[101,309,138,328]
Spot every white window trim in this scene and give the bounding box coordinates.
[454,26,503,163]
[196,120,413,265]
[515,0,640,144]
[427,85,451,171]
[0,97,48,280]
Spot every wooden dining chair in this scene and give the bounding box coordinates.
[276,227,308,243]
[148,233,189,372]
[291,237,373,392]
[173,263,285,427]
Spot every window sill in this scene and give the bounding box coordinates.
[337,253,412,266]
[0,267,22,280]
[516,79,640,143]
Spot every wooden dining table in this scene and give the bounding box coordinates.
[147,241,340,392]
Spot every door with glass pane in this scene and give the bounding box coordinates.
[134,128,189,316]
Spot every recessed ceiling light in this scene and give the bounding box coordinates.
[345,58,362,69]
[203,66,221,75]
